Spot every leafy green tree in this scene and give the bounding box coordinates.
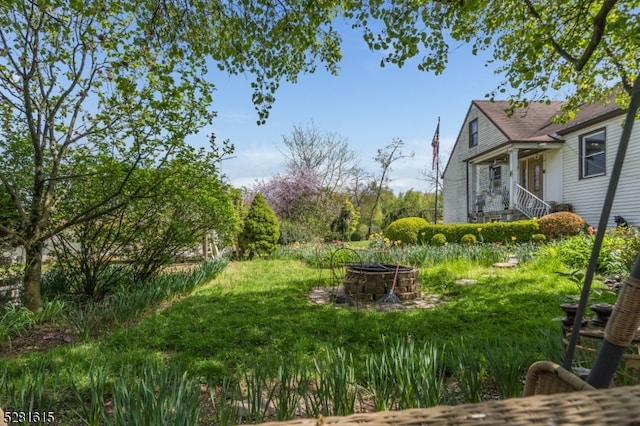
[344,1,639,118]
[382,190,435,229]
[0,2,219,311]
[238,194,280,260]
[50,147,239,299]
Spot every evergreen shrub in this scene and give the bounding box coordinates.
[384,217,430,245]
[238,194,280,259]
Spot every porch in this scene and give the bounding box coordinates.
[467,142,560,223]
[470,185,551,223]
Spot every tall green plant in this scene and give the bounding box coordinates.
[109,364,201,426]
[0,363,51,417]
[69,364,111,426]
[452,338,487,404]
[0,304,35,349]
[484,339,532,399]
[238,194,280,259]
[303,348,358,417]
[387,337,445,409]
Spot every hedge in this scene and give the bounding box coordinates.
[418,220,540,245]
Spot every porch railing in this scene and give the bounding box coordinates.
[513,184,551,218]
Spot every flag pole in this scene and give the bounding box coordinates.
[432,117,440,223]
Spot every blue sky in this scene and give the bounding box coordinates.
[193,24,507,194]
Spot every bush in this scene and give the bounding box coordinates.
[385,217,429,245]
[530,233,547,244]
[538,212,585,240]
[418,220,539,245]
[350,232,362,241]
[278,221,312,245]
[430,233,447,246]
[460,234,477,244]
[238,194,280,259]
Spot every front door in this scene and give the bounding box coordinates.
[527,156,544,199]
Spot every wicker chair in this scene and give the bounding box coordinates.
[257,384,640,425]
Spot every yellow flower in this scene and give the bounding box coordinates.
[477,227,482,233]
[511,236,517,241]
[394,240,402,246]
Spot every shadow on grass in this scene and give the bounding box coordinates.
[3,260,566,385]
[98,274,565,381]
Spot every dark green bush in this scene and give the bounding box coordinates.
[430,233,447,246]
[238,194,280,259]
[538,212,585,240]
[350,232,362,241]
[385,217,429,245]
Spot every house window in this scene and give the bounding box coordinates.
[580,129,606,178]
[490,165,502,193]
[469,119,478,148]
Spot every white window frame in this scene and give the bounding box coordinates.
[580,128,606,179]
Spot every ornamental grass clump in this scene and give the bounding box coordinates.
[484,339,532,399]
[0,304,35,349]
[0,363,51,416]
[452,338,487,404]
[304,348,358,417]
[108,364,201,426]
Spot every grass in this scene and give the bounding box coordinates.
[0,244,618,424]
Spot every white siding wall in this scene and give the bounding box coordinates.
[442,146,469,223]
[562,117,640,227]
[543,149,563,204]
[443,104,508,223]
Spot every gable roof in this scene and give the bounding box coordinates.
[473,98,624,142]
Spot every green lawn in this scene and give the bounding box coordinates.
[0,248,620,424]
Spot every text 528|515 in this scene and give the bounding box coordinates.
[4,411,55,424]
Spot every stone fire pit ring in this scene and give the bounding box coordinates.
[343,263,419,302]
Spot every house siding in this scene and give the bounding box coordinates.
[543,149,563,205]
[562,118,640,227]
[443,104,508,223]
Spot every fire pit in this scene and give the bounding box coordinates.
[343,263,419,302]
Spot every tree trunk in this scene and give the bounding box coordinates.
[22,241,44,312]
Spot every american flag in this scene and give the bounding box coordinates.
[431,118,440,170]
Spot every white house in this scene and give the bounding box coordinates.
[442,98,640,228]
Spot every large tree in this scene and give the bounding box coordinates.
[281,121,357,196]
[344,1,639,117]
[0,2,220,311]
